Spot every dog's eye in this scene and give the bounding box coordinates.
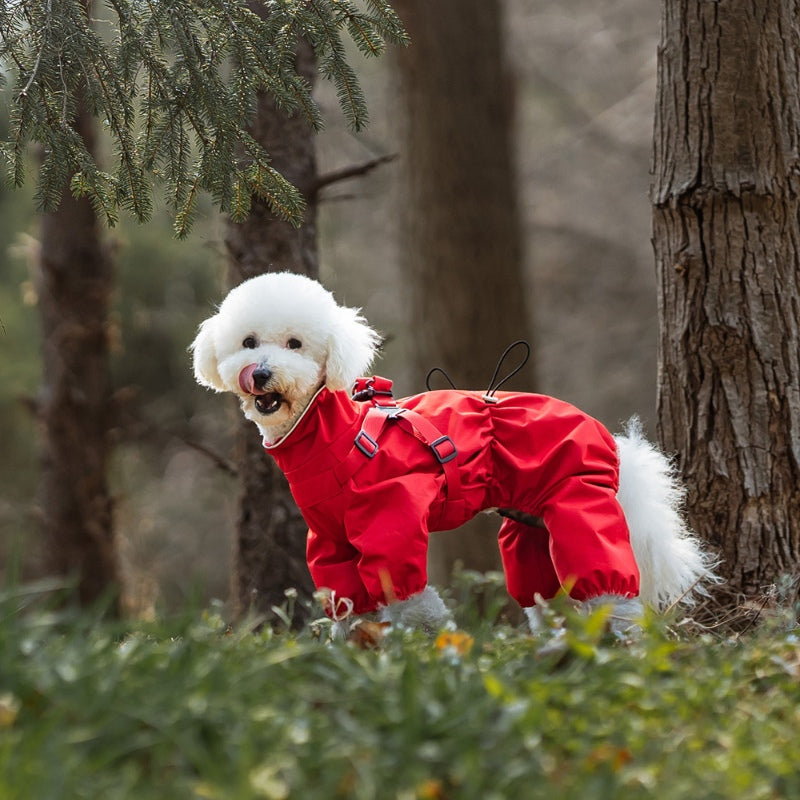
[287,338,302,350]
[242,335,258,349]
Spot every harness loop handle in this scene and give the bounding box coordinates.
[425,341,531,397]
[425,367,457,392]
[484,340,531,398]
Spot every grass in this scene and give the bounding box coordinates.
[1,575,799,800]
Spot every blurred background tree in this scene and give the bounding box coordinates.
[392,0,532,585]
[37,47,119,610]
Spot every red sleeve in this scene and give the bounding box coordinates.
[341,476,435,612]
[306,526,372,616]
[539,428,640,601]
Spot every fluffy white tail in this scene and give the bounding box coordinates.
[615,418,719,610]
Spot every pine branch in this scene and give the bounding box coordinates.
[174,174,200,239]
[308,0,369,131]
[0,0,407,233]
[17,0,52,101]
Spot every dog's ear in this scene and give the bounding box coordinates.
[325,305,381,391]
[190,316,225,391]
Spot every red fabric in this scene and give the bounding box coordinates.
[266,379,640,614]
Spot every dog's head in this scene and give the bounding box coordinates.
[191,272,380,440]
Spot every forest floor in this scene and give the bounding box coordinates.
[1,574,798,800]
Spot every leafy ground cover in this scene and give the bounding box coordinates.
[1,576,799,800]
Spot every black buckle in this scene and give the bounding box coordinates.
[354,431,379,458]
[352,381,395,403]
[430,435,457,464]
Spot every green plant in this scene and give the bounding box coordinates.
[1,582,799,799]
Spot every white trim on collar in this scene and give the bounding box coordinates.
[262,385,326,450]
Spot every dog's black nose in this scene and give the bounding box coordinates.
[252,367,272,389]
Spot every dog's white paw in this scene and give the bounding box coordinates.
[582,594,644,637]
[378,585,451,633]
[525,594,644,638]
[524,604,557,635]
[330,619,352,640]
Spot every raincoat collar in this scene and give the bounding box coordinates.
[264,385,364,480]
[262,385,327,451]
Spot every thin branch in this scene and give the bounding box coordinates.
[305,152,397,198]
[176,434,238,477]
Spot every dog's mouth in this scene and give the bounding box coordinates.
[239,364,285,416]
[254,392,284,416]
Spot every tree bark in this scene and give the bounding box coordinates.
[652,0,800,596]
[393,0,533,583]
[224,33,316,624]
[37,88,119,609]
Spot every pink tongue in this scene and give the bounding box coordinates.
[238,364,268,395]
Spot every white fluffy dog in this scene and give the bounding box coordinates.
[192,272,717,634]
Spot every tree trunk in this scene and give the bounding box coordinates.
[37,88,119,608]
[224,34,316,624]
[393,0,533,584]
[652,0,800,596]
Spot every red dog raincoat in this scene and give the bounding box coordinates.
[265,377,640,615]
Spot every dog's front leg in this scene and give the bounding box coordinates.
[378,585,452,633]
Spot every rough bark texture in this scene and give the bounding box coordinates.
[37,93,119,608]
[224,32,316,624]
[652,0,800,595]
[394,0,534,583]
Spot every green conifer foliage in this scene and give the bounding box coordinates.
[0,0,406,235]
